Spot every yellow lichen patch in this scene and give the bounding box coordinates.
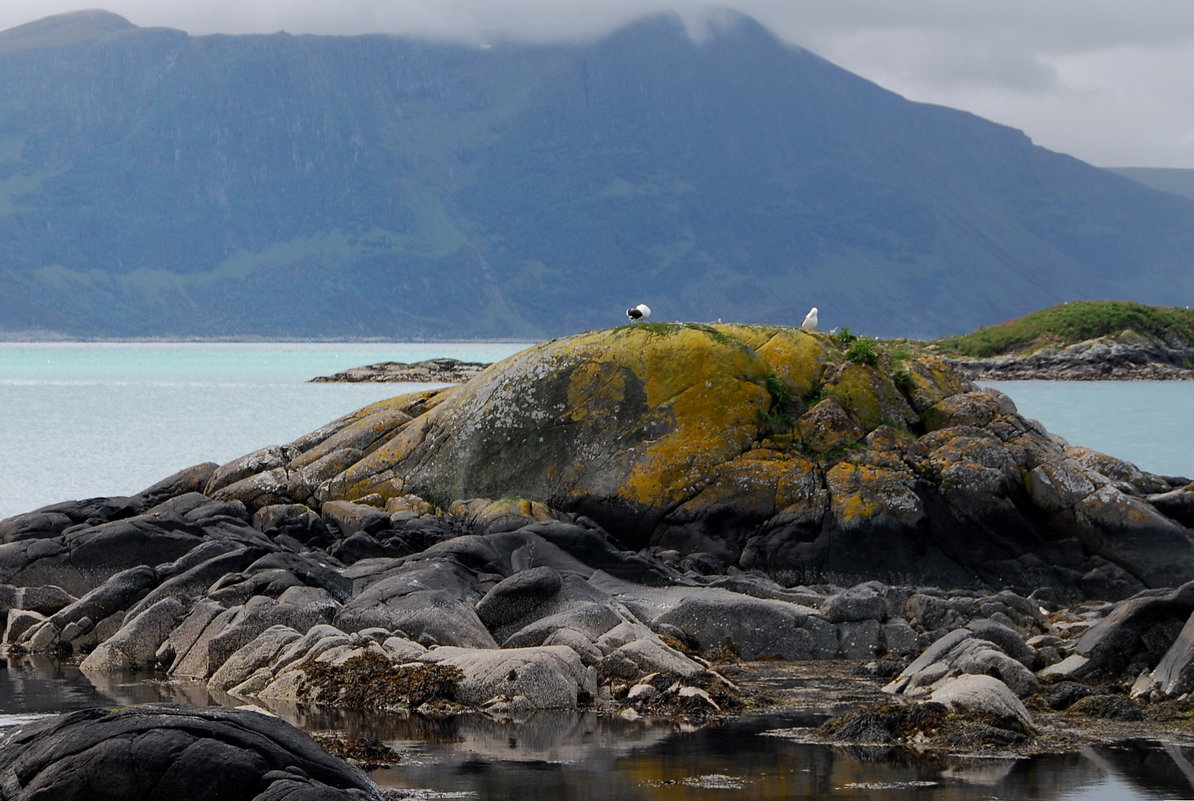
[449,496,560,532]
[903,356,973,413]
[385,494,438,516]
[826,363,916,433]
[707,324,830,400]
[668,452,797,522]
[611,327,772,507]
[755,329,829,400]
[320,414,436,501]
[773,455,828,520]
[1077,486,1176,528]
[289,408,414,470]
[826,460,924,526]
[796,397,865,456]
[565,360,628,423]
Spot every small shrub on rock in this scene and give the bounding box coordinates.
[845,337,880,366]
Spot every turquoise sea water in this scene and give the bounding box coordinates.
[0,345,1190,520]
[983,380,1193,479]
[0,342,526,519]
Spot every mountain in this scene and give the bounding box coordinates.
[0,9,1192,340]
[1109,167,1194,201]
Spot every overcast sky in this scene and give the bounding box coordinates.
[2,1,1193,168]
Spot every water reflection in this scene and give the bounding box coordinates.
[2,656,1191,800]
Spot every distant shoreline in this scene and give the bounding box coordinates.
[0,336,534,344]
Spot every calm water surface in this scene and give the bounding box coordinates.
[984,380,1194,479]
[1,657,1189,801]
[0,342,526,519]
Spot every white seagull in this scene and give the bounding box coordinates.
[801,307,818,330]
[627,303,651,322]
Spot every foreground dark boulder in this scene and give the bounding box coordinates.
[0,705,383,801]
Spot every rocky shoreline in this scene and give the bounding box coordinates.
[310,357,491,383]
[946,330,1194,380]
[4,322,1194,797]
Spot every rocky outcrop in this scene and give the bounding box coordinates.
[194,323,1193,596]
[310,358,492,383]
[0,706,383,801]
[947,329,1194,380]
[0,472,1067,718]
[4,323,1194,743]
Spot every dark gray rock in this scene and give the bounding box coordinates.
[174,587,340,681]
[3,610,45,645]
[1149,485,1194,528]
[821,581,887,623]
[1073,581,1194,680]
[0,510,76,544]
[885,628,1039,698]
[137,462,220,507]
[123,543,268,621]
[320,500,392,538]
[966,619,1035,668]
[0,511,208,597]
[0,705,382,801]
[207,624,305,692]
[79,597,189,672]
[837,618,883,659]
[331,531,392,564]
[334,558,495,648]
[13,565,161,654]
[655,594,837,660]
[475,566,564,627]
[1078,558,1148,601]
[0,584,74,619]
[1140,610,1194,698]
[253,503,336,549]
[524,522,679,585]
[502,602,626,649]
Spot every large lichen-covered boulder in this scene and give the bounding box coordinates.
[202,322,1194,596]
[321,324,790,530]
[312,324,955,541]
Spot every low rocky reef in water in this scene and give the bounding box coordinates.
[4,322,1194,794]
[946,329,1194,380]
[310,357,491,384]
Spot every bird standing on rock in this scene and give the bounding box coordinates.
[627,303,651,322]
[801,307,818,330]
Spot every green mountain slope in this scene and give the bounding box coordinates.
[0,10,1192,339]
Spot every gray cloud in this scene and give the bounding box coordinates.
[3,2,1194,166]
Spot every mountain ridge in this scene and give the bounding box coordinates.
[0,10,1191,340]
